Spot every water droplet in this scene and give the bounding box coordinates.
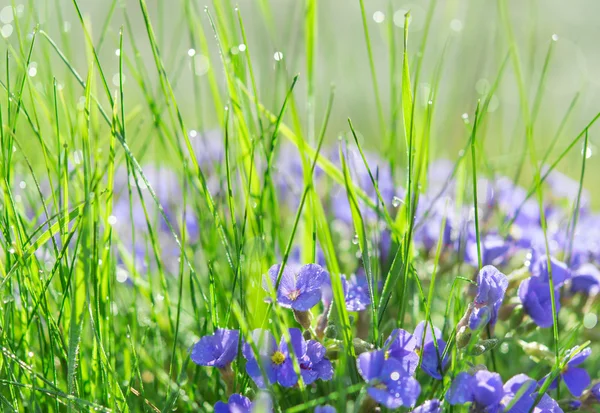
[116,267,128,283]
[28,351,34,358]
[0,24,13,38]
[19,181,26,189]
[187,48,196,57]
[8,248,15,254]
[0,6,14,24]
[461,112,469,120]
[28,62,37,77]
[450,19,463,32]
[582,146,592,159]
[584,313,597,329]
[115,49,121,56]
[193,54,210,76]
[238,43,246,52]
[273,51,283,61]
[3,295,14,304]
[551,33,559,42]
[352,233,359,245]
[392,9,410,28]
[107,215,117,225]
[189,129,198,138]
[373,11,385,23]
[392,196,403,208]
[157,294,165,301]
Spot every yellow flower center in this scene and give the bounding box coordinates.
[415,348,421,357]
[271,351,285,365]
[384,351,390,360]
[288,289,301,301]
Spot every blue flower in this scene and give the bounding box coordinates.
[356,350,421,409]
[519,256,569,328]
[214,393,272,413]
[541,348,592,397]
[383,329,420,376]
[314,406,336,413]
[264,264,327,311]
[214,394,252,413]
[298,335,334,385]
[570,263,600,294]
[320,271,371,311]
[469,266,508,330]
[501,374,562,413]
[465,232,513,268]
[591,382,600,401]
[446,370,504,411]
[242,329,298,388]
[413,321,449,380]
[413,399,442,413]
[190,329,239,368]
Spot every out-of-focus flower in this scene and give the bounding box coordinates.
[214,394,252,413]
[412,399,442,413]
[321,271,371,311]
[314,405,336,413]
[356,350,421,409]
[446,370,504,411]
[191,328,239,368]
[264,263,327,311]
[469,265,508,330]
[519,255,570,328]
[501,374,562,413]
[541,348,592,397]
[570,263,600,295]
[465,232,513,268]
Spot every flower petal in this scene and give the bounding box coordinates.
[296,264,327,293]
[563,367,590,397]
[446,372,474,405]
[356,350,385,382]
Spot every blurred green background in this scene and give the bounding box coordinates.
[1,0,599,184]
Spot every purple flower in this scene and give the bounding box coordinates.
[314,406,336,413]
[469,266,508,330]
[519,276,561,328]
[465,232,513,268]
[413,399,442,413]
[413,321,449,380]
[591,382,600,401]
[570,263,600,294]
[321,272,371,311]
[383,329,420,375]
[242,329,298,388]
[297,336,334,385]
[446,370,504,410]
[356,350,421,409]
[501,374,562,413]
[214,394,252,413]
[530,255,571,286]
[264,264,327,311]
[345,272,371,311]
[541,348,592,397]
[518,256,569,328]
[191,329,239,368]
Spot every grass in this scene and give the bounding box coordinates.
[1,0,599,412]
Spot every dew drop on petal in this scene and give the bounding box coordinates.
[390,371,400,381]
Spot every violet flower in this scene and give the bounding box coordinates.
[264,263,327,311]
[314,406,336,413]
[413,321,449,380]
[413,399,442,413]
[356,350,421,409]
[191,328,239,368]
[468,265,508,330]
[541,348,592,397]
[242,329,298,388]
[570,263,600,295]
[214,394,252,413]
[446,370,504,411]
[501,374,562,413]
